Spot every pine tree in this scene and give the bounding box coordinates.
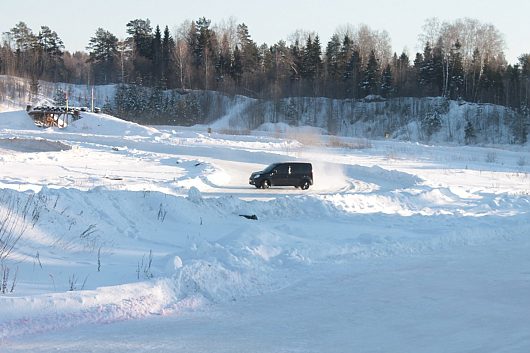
[449,41,465,100]
[302,35,322,81]
[102,96,113,114]
[126,19,153,84]
[419,43,434,94]
[392,52,411,96]
[325,34,341,81]
[194,17,212,67]
[10,22,37,52]
[412,52,424,97]
[479,58,497,103]
[37,26,64,81]
[8,22,39,80]
[519,54,530,108]
[237,23,259,75]
[344,49,361,98]
[311,35,323,94]
[338,35,353,81]
[215,33,231,84]
[421,112,442,140]
[289,40,303,82]
[152,25,162,85]
[126,19,153,59]
[380,64,394,98]
[504,64,520,108]
[469,48,482,101]
[194,17,214,89]
[431,39,445,96]
[360,50,379,96]
[301,35,313,80]
[148,86,164,122]
[87,28,119,84]
[162,26,176,88]
[53,87,67,105]
[231,45,243,84]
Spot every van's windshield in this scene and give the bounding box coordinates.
[262,163,279,173]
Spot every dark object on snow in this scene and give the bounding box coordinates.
[239,214,258,220]
[249,162,313,190]
[104,176,123,181]
[194,162,202,167]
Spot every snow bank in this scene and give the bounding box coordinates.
[68,112,158,136]
[0,109,158,138]
[0,110,40,130]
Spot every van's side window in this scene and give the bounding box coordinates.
[276,164,288,174]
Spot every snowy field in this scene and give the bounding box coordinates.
[0,110,529,352]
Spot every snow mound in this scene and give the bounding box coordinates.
[0,110,158,138]
[68,112,158,136]
[0,110,40,130]
[187,186,203,202]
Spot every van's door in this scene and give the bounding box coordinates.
[272,164,290,185]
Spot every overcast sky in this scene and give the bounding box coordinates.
[1,0,528,63]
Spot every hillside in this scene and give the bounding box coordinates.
[1,75,527,146]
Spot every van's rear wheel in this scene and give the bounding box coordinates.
[261,180,271,189]
[300,180,310,190]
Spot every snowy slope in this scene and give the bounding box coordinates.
[0,109,529,352]
[2,75,527,145]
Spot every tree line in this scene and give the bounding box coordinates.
[1,17,529,112]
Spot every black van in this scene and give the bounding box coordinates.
[249,162,313,190]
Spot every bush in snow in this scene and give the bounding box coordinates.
[421,112,442,141]
[53,87,67,106]
[137,250,154,280]
[464,121,477,145]
[0,192,38,263]
[1,265,17,294]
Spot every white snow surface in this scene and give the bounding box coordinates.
[0,110,530,352]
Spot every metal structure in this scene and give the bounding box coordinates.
[27,106,82,128]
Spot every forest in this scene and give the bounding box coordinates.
[0,17,529,141]
[1,17,529,106]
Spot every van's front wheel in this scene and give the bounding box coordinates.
[261,180,271,189]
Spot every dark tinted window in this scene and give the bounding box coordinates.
[292,163,311,173]
[275,164,289,174]
[263,163,279,173]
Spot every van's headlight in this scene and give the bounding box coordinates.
[253,174,260,179]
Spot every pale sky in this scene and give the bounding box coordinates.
[1,0,529,64]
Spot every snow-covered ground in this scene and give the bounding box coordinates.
[0,110,529,352]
